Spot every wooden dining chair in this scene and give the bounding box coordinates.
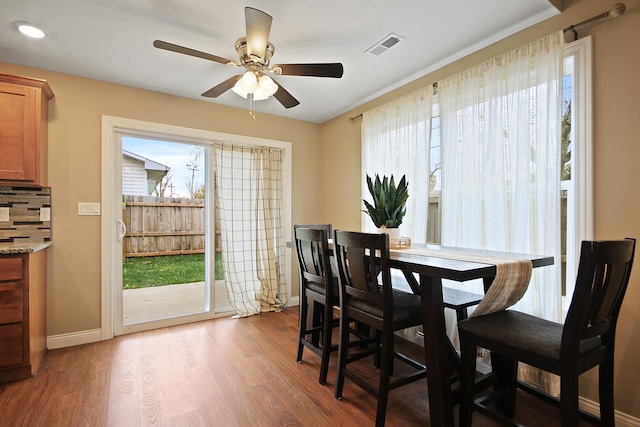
[458,238,636,427]
[293,224,338,384]
[333,230,426,427]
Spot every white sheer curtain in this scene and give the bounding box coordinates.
[438,31,564,392]
[361,86,433,243]
[213,143,286,318]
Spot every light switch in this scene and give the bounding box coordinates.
[78,202,101,216]
[40,207,51,221]
[0,207,9,222]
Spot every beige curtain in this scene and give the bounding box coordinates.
[213,143,286,318]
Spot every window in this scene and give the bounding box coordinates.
[560,37,593,313]
[427,103,442,244]
[364,34,592,317]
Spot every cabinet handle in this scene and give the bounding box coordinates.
[117,220,127,241]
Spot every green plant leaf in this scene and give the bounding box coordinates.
[362,173,409,228]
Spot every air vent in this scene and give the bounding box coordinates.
[365,33,404,56]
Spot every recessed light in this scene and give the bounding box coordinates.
[14,22,46,39]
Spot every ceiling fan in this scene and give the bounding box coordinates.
[153,7,344,109]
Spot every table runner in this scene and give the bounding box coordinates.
[391,247,532,317]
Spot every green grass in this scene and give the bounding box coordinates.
[123,253,223,289]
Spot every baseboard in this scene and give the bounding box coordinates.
[44,300,302,349]
[45,301,302,349]
[47,329,103,349]
[578,397,640,427]
[514,376,640,427]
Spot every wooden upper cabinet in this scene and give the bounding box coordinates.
[0,73,54,186]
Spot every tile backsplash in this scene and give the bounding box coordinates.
[0,186,52,243]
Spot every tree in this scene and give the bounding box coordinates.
[186,146,203,199]
[561,101,572,181]
[193,184,205,200]
[429,163,441,191]
[154,172,174,197]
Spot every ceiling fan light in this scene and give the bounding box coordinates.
[258,75,278,97]
[252,87,269,101]
[238,71,258,93]
[231,80,249,98]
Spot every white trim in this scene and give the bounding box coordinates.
[101,116,292,337]
[562,36,594,313]
[578,397,640,427]
[509,376,640,427]
[47,329,103,349]
[101,117,115,340]
[573,36,594,240]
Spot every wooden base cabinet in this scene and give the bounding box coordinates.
[0,250,47,382]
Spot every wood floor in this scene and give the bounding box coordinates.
[0,308,574,426]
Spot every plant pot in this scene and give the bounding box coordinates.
[377,227,400,241]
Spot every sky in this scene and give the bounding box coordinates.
[122,137,205,198]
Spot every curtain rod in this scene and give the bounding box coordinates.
[348,83,438,123]
[348,114,362,123]
[563,3,626,40]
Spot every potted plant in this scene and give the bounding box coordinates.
[362,174,409,240]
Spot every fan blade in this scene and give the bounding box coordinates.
[153,40,235,65]
[201,75,242,98]
[245,7,272,62]
[273,63,344,78]
[271,78,300,109]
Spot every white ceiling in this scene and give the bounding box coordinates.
[2,0,560,123]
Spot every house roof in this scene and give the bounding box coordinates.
[123,150,170,173]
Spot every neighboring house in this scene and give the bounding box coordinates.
[122,150,170,196]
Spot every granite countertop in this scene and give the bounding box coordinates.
[0,241,53,255]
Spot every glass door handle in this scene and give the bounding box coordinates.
[117,219,127,241]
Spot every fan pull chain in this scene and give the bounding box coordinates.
[249,93,256,119]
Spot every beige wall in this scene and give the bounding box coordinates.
[322,0,640,418]
[0,62,322,334]
[2,0,640,417]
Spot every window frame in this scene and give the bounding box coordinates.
[101,116,293,339]
[562,36,594,313]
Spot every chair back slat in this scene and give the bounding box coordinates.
[334,231,390,307]
[563,238,635,350]
[294,225,333,295]
[344,246,372,292]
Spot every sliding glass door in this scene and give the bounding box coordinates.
[113,133,231,335]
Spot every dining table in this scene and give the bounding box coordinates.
[288,237,553,426]
[386,243,554,427]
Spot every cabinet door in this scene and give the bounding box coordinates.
[0,324,24,366]
[0,257,24,331]
[0,256,23,280]
[0,281,23,324]
[0,83,37,181]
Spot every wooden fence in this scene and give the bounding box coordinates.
[122,195,206,257]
